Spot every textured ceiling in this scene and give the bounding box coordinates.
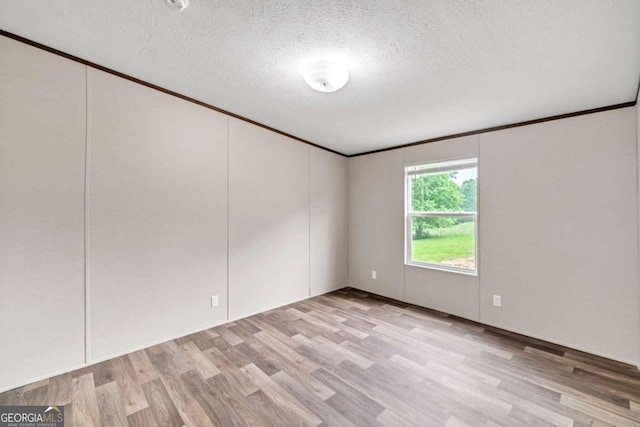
[1,1,639,155]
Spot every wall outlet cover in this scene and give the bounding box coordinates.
[493,295,501,307]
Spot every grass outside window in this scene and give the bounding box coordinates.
[410,220,475,270]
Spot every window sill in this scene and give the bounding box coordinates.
[405,262,478,277]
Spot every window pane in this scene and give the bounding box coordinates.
[411,216,475,270]
[410,167,477,213]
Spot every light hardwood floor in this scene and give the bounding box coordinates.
[2,288,640,426]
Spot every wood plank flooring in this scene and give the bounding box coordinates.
[2,288,640,426]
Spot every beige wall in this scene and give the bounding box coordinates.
[228,118,310,320]
[228,120,349,318]
[87,69,229,361]
[349,150,405,300]
[479,109,638,364]
[349,107,640,366]
[311,149,349,296]
[0,37,348,392]
[0,37,87,391]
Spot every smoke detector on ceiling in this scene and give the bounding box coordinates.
[166,0,189,12]
[303,61,349,93]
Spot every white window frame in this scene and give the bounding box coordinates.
[405,157,478,275]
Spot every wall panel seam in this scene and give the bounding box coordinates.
[84,66,91,363]
[636,102,640,364]
[227,115,230,322]
[309,148,311,297]
[477,134,482,323]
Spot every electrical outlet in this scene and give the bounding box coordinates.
[211,295,219,307]
[372,270,377,280]
[493,295,501,307]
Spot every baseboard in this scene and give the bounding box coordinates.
[3,283,635,394]
[344,285,640,370]
[0,320,227,394]
[1,284,351,394]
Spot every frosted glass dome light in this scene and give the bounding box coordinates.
[303,61,349,93]
[166,0,189,11]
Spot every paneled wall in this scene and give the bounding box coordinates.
[349,108,640,366]
[0,36,348,392]
[310,149,349,296]
[479,110,638,364]
[228,118,311,320]
[227,119,349,319]
[87,69,229,361]
[0,37,87,389]
[349,150,405,301]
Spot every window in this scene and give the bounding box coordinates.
[405,158,478,274]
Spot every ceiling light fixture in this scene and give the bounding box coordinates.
[165,0,189,12]
[303,61,349,93]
